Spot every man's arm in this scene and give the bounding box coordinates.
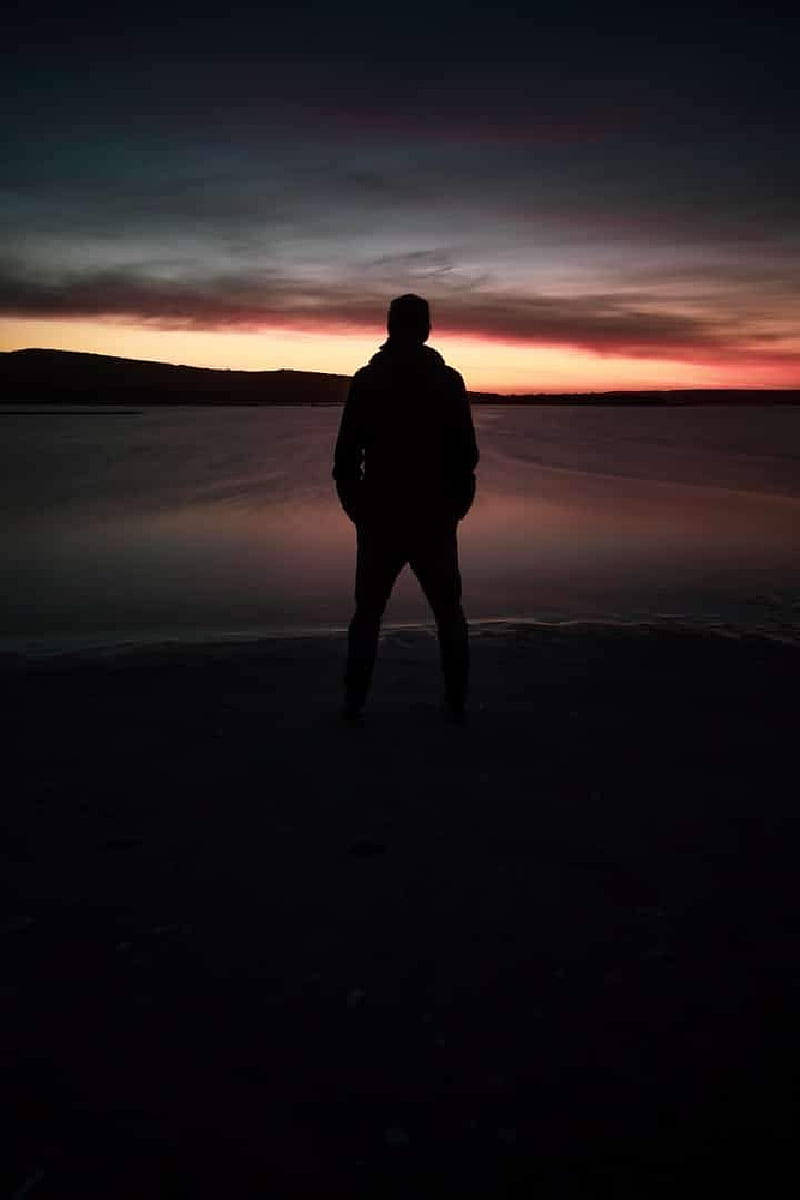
[333,373,366,522]
[447,371,479,519]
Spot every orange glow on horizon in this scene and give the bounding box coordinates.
[1,318,798,392]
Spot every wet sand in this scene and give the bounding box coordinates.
[3,623,798,1196]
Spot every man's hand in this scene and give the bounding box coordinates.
[336,480,362,524]
[452,475,476,521]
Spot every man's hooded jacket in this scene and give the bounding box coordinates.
[333,340,479,527]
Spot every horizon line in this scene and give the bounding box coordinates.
[4,346,800,396]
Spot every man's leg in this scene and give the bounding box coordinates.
[409,524,469,715]
[344,525,405,714]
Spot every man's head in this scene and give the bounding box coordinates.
[387,294,430,343]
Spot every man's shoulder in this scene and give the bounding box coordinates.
[441,363,465,389]
[347,365,373,399]
[423,348,465,391]
[354,346,465,392]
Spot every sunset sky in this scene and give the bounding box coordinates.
[2,1,798,392]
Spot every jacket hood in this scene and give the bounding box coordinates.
[368,340,446,370]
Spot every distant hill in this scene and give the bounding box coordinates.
[1,348,798,406]
[0,348,351,405]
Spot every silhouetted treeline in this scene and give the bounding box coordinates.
[2,349,798,406]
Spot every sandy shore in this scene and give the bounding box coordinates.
[3,623,798,1196]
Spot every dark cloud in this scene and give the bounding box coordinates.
[2,260,797,367]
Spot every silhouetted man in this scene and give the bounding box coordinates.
[333,294,479,722]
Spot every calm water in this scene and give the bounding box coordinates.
[1,404,798,650]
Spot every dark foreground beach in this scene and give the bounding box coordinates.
[3,623,798,1197]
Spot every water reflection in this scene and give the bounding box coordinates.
[1,405,798,647]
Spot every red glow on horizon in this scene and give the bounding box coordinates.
[1,317,799,392]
